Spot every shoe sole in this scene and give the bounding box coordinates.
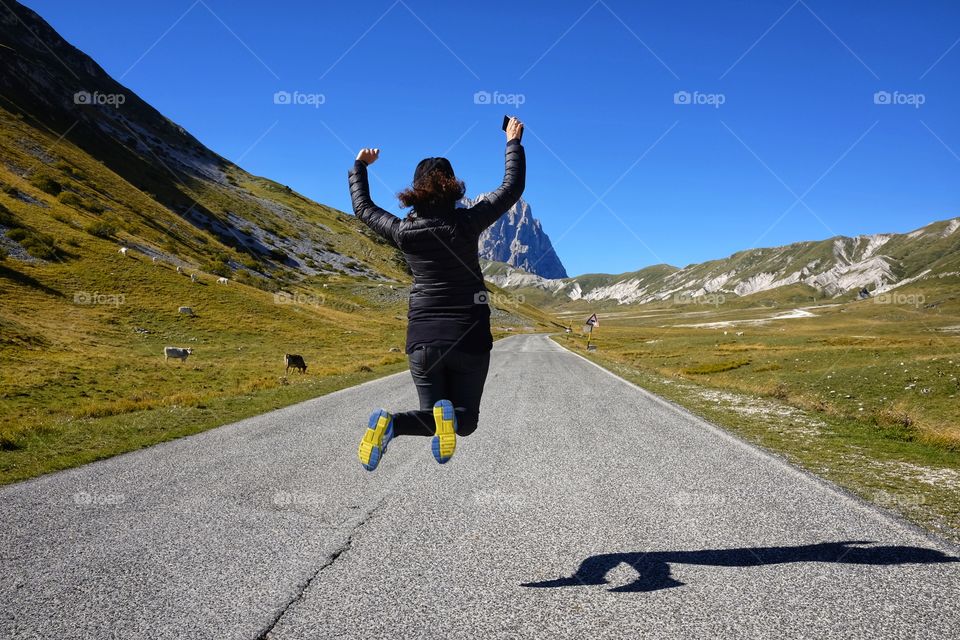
[358,409,393,471]
[432,400,456,464]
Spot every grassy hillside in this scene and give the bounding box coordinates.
[0,109,408,285]
[0,164,409,483]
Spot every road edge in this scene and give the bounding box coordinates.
[549,334,960,554]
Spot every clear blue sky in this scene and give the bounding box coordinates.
[23,0,960,276]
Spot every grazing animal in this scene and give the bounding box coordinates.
[152,256,158,263]
[284,354,307,374]
[118,247,128,256]
[190,273,197,283]
[164,346,193,362]
[217,277,228,284]
[178,306,193,315]
[176,266,182,274]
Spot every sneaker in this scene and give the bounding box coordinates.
[431,400,457,464]
[358,409,393,471]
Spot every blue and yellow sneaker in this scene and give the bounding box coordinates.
[431,400,457,464]
[358,409,393,471]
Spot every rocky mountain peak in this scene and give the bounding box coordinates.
[467,195,568,279]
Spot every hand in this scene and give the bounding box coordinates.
[505,117,523,142]
[356,148,380,165]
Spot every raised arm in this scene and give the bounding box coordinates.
[348,148,400,247]
[465,118,526,234]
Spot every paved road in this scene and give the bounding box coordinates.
[2,334,958,639]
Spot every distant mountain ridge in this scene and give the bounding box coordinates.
[469,195,567,279]
[483,217,960,306]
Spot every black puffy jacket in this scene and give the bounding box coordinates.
[348,139,525,353]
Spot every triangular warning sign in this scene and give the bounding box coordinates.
[586,313,599,327]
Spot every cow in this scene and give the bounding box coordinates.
[176,266,183,274]
[178,306,193,315]
[164,346,193,362]
[217,277,228,284]
[118,247,128,256]
[152,256,158,263]
[284,354,307,374]
[190,273,197,283]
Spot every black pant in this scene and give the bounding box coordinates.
[391,345,491,437]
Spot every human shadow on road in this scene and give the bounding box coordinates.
[521,540,958,593]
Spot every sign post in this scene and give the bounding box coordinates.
[584,313,599,351]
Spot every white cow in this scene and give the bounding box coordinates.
[176,266,182,274]
[190,274,197,283]
[152,256,158,263]
[118,247,128,256]
[164,346,193,362]
[217,277,228,284]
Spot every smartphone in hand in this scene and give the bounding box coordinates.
[502,115,523,142]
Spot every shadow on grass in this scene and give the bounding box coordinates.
[522,540,958,593]
[0,264,63,297]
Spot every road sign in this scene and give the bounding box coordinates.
[584,313,599,350]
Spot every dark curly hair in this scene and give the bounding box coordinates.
[397,158,466,210]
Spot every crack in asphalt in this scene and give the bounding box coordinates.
[255,498,386,640]
[254,455,419,639]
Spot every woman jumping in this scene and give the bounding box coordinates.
[348,117,525,470]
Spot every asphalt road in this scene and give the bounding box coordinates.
[2,333,958,639]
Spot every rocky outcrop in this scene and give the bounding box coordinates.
[470,196,568,279]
